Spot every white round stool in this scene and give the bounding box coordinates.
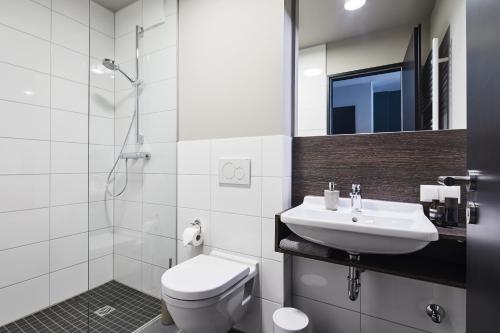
[273,307,309,333]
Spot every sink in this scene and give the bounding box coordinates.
[281,196,439,255]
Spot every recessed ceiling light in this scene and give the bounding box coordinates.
[24,90,34,96]
[344,0,366,11]
[303,68,323,77]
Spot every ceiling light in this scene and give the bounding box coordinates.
[303,68,323,77]
[24,90,34,96]
[344,0,366,11]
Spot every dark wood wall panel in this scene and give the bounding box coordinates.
[292,129,467,209]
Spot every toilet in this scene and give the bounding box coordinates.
[161,251,258,333]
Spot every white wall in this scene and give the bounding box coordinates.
[112,0,178,299]
[332,83,373,133]
[178,0,291,140]
[0,0,114,325]
[430,0,467,129]
[297,45,327,137]
[326,25,414,75]
[177,135,292,333]
[293,257,466,333]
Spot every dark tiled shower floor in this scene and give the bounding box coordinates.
[0,281,161,333]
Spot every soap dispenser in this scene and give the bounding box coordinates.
[324,181,340,211]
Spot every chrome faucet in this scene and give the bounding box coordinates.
[350,184,362,212]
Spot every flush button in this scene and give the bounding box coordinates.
[219,159,251,185]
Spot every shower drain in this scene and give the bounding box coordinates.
[94,305,116,317]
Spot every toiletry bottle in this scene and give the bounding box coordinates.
[445,197,459,227]
[429,199,440,223]
[324,181,340,211]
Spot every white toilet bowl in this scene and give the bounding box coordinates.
[161,251,258,333]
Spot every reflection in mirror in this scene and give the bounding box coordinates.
[296,0,466,137]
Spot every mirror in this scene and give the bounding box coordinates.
[296,0,466,136]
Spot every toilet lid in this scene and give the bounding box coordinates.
[161,254,250,300]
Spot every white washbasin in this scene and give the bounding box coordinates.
[281,196,439,254]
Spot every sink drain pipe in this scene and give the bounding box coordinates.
[347,254,361,301]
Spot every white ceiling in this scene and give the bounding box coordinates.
[299,0,436,48]
[93,0,136,12]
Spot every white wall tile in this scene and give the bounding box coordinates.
[177,207,210,245]
[0,275,49,327]
[89,144,114,173]
[51,109,88,144]
[115,89,135,119]
[142,0,167,29]
[52,12,89,55]
[176,240,207,264]
[294,295,360,333]
[90,1,114,37]
[211,176,262,216]
[262,177,290,218]
[90,228,114,259]
[142,142,176,174]
[114,228,142,260]
[50,233,88,271]
[0,63,50,107]
[113,172,143,202]
[211,212,261,257]
[234,297,262,333]
[142,111,177,143]
[0,0,51,40]
[89,200,114,230]
[114,60,135,91]
[0,175,49,212]
[261,218,282,262]
[51,44,89,84]
[90,57,114,91]
[51,142,88,173]
[164,0,177,16]
[0,24,50,73]
[261,258,284,304]
[89,254,113,289]
[0,208,49,250]
[0,101,50,140]
[50,262,88,304]
[361,271,466,333]
[143,203,176,238]
[262,135,292,177]
[115,1,142,38]
[115,32,136,63]
[52,0,89,25]
[114,254,142,290]
[293,257,360,312]
[51,174,88,206]
[143,47,176,83]
[143,173,177,206]
[178,140,210,175]
[142,262,166,298]
[0,138,49,175]
[211,137,262,176]
[142,233,176,268]
[361,315,426,333]
[50,203,88,239]
[143,15,176,54]
[32,0,51,8]
[51,77,88,114]
[90,116,114,145]
[90,87,114,118]
[0,242,49,288]
[114,200,142,231]
[178,175,210,210]
[142,79,177,113]
[90,29,115,60]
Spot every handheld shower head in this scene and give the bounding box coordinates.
[102,58,137,84]
[102,58,119,71]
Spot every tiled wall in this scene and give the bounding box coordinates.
[112,0,178,299]
[0,0,114,326]
[293,257,466,333]
[177,135,292,333]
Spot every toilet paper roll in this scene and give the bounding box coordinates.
[182,225,204,247]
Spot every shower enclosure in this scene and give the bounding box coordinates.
[0,0,177,331]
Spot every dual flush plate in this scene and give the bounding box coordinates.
[218,159,251,185]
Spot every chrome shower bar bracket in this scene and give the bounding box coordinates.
[135,25,144,144]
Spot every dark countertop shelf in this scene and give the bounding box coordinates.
[276,214,466,289]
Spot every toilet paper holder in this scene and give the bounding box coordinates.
[191,219,202,230]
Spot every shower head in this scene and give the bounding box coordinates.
[102,58,137,84]
[102,58,119,71]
